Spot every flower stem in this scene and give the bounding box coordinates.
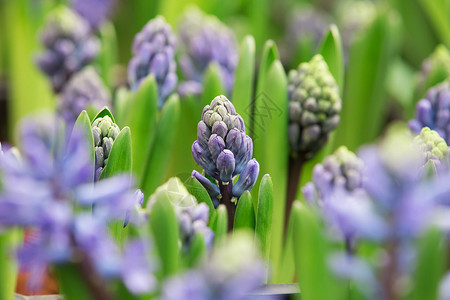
[285,155,304,234]
[219,180,235,232]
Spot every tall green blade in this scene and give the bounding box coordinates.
[99,127,132,180]
[184,176,217,222]
[319,24,344,94]
[0,229,21,300]
[97,21,118,88]
[232,35,256,129]
[124,76,158,182]
[213,204,228,245]
[141,94,180,200]
[234,191,255,231]
[202,63,225,106]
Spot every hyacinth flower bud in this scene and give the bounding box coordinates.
[288,54,342,159]
[409,81,450,144]
[192,95,257,186]
[177,203,214,251]
[232,159,260,198]
[36,6,100,92]
[192,95,259,230]
[177,7,238,97]
[128,16,177,108]
[92,116,120,180]
[303,146,365,204]
[413,127,450,173]
[71,0,117,31]
[59,67,111,125]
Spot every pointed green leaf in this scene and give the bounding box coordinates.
[0,229,21,300]
[409,228,446,300]
[319,24,344,94]
[292,201,338,300]
[274,209,295,283]
[72,110,95,181]
[91,106,115,124]
[213,204,228,245]
[114,87,132,128]
[99,127,132,180]
[56,263,94,300]
[184,232,206,268]
[333,10,400,151]
[255,174,274,265]
[148,191,180,278]
[97,21,118,87]
[184,176,217,222]
[234,191,255,231]
[232,35,256,128]
[418,0,450,48]
[202,63,225,107]
[124,76,158,181]
[141,94,180,198]
[256,40,279,96]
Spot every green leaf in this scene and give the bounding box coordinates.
[255,174,274,267]
[141,94,180,199]
[202,63,225,107]
[319,24,344,94]
[114,87,132,129]
[253,59,288,278]
[292,201,338,300]
[184,176,217,222]
[56,263,94,300]
[213,204,228,245]
[184,232,206,268]
[91,106,115,124]
[232,35,256,128]
[99,127,132,180]
[418,0,450,48]
[124,76,158,182]
[409,228,446,300]
[255,40,279,97]
[273,209,295,283]
[234,191,255,231]
[148,191,180,278]
[333,10,400,151]
[0,229,21,300]
[72,110,95,181]
[97,21,118,87]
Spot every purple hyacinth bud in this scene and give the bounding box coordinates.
[409,81,450,144]
[36,7,100,92]
[176,203,214,252]
[216,150,235,182]
[59,67,111,125]
[91,116,121,181]
[178,7,238,96]
[128,16,177,108]
[208,134,225,160]
[232,159,260,198]
[71,0,117,31]
[288,55,341,159]
[191,170,220,199]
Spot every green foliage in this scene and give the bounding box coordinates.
[184,176,217,222]
[234,190,255,231]
[0,229,21,300]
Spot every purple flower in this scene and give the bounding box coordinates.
[160,232,265,300]
[59,67,111,126]
[128,16,177,108]
[177,203,214,252]
[0,115,155,294]
[36,7,100,92]
[409,81,450,144]
[71,0,117,30]
[192,95,259,199]
[178,8,238,96]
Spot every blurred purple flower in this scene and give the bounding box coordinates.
[409,81,450,144]
[59,67,111,126]
[36,7,100,92]
[177,202,214,252]
[71,0,116,30]
[0,115,155,294]
[128,16,177,108]
[178,8,238,97]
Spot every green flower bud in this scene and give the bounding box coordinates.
[414,127,450,171]
[288,54,341,159]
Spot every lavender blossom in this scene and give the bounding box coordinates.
[0,115,155,294]
[177,203,214,252]
[128,16,177,108]
[288,55,341,159]
[178,8,238,96]
[192,95,259,198]
[71,0,117,30]
[91,115,120,180]
[59,67,111,125]
[409,81,450,144]
[36,7,100,92]
[160,232,265,300]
